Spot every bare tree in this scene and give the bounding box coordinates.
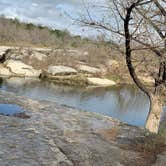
[79,0,166,133]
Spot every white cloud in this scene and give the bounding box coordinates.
[32,3,38,7]
[0,0,109,37]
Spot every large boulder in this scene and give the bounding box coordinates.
[87,77,116,86]
[77,65,101,74]
[0,64,12,76]
[4,60,41,77]
[47,65,78,76]
[0,46,11,55]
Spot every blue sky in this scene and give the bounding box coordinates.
[0,0,109,38]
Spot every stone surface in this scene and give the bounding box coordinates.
[0,90,153,166]
[0,46,11,54]
[87,77,116,86]
[47,65,78,76]
[4,60,41,77]
[77,65,101,74]
[0,47,9,56]
[0,64,12,76]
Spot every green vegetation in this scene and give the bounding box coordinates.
[0,16,93,48]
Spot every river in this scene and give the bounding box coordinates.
[0,77,150,127]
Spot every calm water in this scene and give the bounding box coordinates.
[0,77,150,127]
[0,104,25,116]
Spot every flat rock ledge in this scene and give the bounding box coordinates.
[0,91,164,166]
[77,65,101,74]
[47,65,78,76]
[0,60,41,77]
[87,77,116,86]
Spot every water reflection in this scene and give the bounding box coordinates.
[0,104,24,115]
[0,77,150,127]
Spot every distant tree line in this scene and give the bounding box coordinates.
[0,16,91,48]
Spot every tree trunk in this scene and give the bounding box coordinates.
[145,94,163,133]
[163,62,166,83]
[124,2,164,134]
[159,61,166,83]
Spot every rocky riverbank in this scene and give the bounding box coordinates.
[0,90,166,166]
[0,46,156,87]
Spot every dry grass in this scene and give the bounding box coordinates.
[120,132,166,166]
[19,44,120,70]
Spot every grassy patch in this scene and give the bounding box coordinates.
[122,132,166,166]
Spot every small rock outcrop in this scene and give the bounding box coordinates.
[77,65,101,74]
[87,77,116,86]
[0,64,12,76]
[4,60,41,77]
[47,65,78,76]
